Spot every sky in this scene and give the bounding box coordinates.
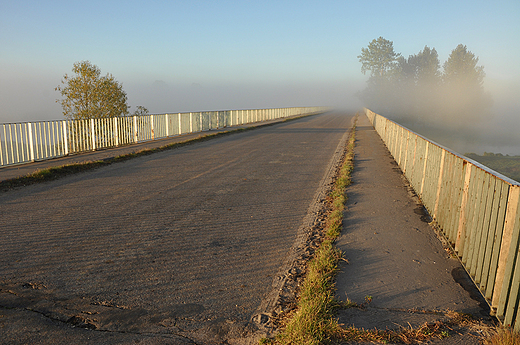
[1,0,519,153]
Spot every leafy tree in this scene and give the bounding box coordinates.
[415,46,441,87]
[358,40,491,126]
[443,44,485,88]
[132,105,149,117]
[395,55,416,85]
[357,37,402,113]
[441,44,491,123]
[392,46,442,119]
[358,37,401,78]
[56,61,129,120]
[393,46,440,87]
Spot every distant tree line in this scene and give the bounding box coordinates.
[465,152,520,183]
[357,37,492,127]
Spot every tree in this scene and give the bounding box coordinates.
[441,44,491,123]
[357,37,402,114]
[391,46,442,119]
[132,105,149,117]
[357,39,491,125]
[443,44,485,89]
[358,37,401,78]
[56,61,129,120]
[415,46,441,87]
[393,46,440,87]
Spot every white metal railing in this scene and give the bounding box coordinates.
[0,107,328,168]
[365,108,520,329]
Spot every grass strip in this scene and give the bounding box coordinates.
[262,116,357,345]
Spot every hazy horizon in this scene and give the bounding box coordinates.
[1,1,518,155]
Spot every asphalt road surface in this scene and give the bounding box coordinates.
[0,111,354,344]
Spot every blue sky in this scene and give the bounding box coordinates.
[1,0,519,125]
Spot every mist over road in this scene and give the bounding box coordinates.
[0,111,354,344]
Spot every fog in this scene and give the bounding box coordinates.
[124,79,363,115]
[1,71,517,157]
[0,73,62,123]
[0,74,363,124]
[363,79,520,156]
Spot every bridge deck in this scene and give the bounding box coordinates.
[0,113,492,344]
[0,112,352,344]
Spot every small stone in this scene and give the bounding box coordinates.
[252,313,269,324]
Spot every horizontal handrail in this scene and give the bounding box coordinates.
[365,108,520,329]
[0,107,329,168]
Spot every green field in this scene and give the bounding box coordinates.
[465,153,520,183]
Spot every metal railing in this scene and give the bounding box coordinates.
[365,108,520,328]
[0,107,328,168]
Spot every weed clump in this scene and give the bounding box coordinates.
[485,327,520,345]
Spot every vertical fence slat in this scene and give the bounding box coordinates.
[474,175,497,283]
[28,123,34,162]
[455,163,473,253]
[0,124,4,166]
[485,182,510,301]
[495,186,520,318]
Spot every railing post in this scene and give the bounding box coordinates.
[114,117,119,147]
[433,150,447,220]
[28,122,35,162]
[165,114,169,137]
[151,114,155,140]
[455,163,473,252]
[90,118,96,150]
[62,121,69,155]
[13,124,20,163]
[178,113,182,134]
[0,125,4,166]
[133,116,138,143]
[7,124,13,164]
[420,142,430,196]
[190,112,193,133]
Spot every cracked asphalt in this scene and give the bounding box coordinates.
[0,111,354,344]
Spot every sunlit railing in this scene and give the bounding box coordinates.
[0,107,328,168]
[366,108,520,329]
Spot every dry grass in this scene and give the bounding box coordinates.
[336,310,496,344]
[485,327,520,345]
[338,321,449,344]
